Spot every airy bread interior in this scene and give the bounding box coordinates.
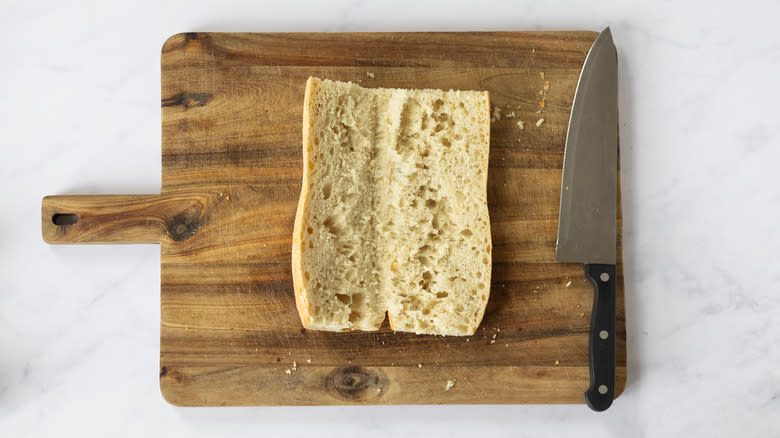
[292,77,491,336]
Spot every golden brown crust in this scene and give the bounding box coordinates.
[291,77,319,328]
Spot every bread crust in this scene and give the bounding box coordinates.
[291,77,318,328]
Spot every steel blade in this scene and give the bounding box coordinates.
[556,27,618,264]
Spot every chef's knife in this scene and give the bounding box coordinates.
[556,27,619,412]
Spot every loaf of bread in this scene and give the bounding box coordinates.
[292,77,491,336]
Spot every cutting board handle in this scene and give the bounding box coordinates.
[41,194,213,244]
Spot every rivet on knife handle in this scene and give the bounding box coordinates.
[583,263,616,412]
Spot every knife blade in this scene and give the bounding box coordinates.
[556,27,619,412]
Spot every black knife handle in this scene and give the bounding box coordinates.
[583,263,616,412]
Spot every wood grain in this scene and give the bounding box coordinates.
[42,31,627,405]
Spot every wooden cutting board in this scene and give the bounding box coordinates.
[41,31,626,406]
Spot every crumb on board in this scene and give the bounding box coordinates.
[579,312,585,318]
[536,118,545,127]
[492,333,497,339]
[539,71,545,80]
[292,361,297,370]
[445,380,456,391]
[490,340,496,344]
[505,343,509,347]
[418,363,422,368]
[225,195,230,200]
[517,120,525,130]
[497,328,500,332]
[544,80,550,91]
[307,359,311,364]
[466,338,470,342]
[555,360,560,366]
[566,280,573,288]
[366,71,375,78]
[538,100,545,109]
[491,106,502,123]
[285,369,292,375]
[505,111,516,118]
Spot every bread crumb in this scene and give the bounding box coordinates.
[505,343,509,347]
[543,80,550,91]
[366,72,375,78]
[491,106,502,123]
[538,100,545,109]
[292,361,297,370]
[490,340,495,344]
[536,118,545,127]
[418,363,422,368]
[306,359,311,364]
[285,369,292,375]
[554,360,560,365]
[539,71,545,80]
[225,195,231,200]
[445,380,456,391]
[466,338,470,342]
[566,280,573,288]
[516,120,525,130]
[492,333,497,339]
[497,328,500,332]
[579,312,585,318]
[505,111,516,118]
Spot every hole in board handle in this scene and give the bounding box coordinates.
[52,213,79,226]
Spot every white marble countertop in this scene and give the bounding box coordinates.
[2,0,779,436]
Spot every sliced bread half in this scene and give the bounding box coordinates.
[292,77,491,336]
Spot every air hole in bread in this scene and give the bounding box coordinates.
[441,137,451,147]
[425,199,437,208]
[323,215,345,236]
[436,291,449,299]
[336,293,350,305]
[461,229,473,237]
[348,311,362,323]
[322,182,332,199]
